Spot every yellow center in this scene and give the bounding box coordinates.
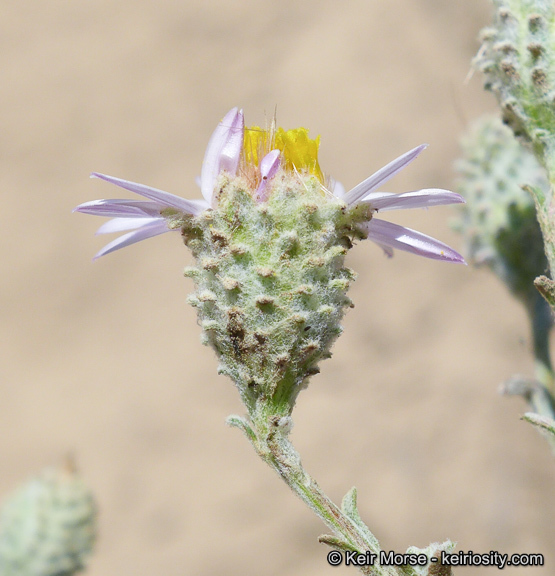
[243,125,324,183]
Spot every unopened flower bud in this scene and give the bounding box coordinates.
[454,115,548,306]
[0,464,96,576]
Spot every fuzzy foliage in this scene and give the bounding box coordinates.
[0,467,96,576]
[404,542,456,576]
[474,0,555,161]
[182,171,368,416]
[454,116,548,305]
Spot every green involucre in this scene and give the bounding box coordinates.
[455,115,548,305]
[182,173,369,417]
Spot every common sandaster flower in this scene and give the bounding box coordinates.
[74,107,465,264]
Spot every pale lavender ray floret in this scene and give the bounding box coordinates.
[340,145,466,263]
[200,107,244,203]
[74,173,209,260]
[361,188,465,211]
[362,219,464,262]
[343,144,428,206]
[329,178,346,199]
[256,149,281,201]
[74,108,245,260]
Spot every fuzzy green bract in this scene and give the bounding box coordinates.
[475,0,555,181]
[183,172,369,417]
[455,116,548,305]
[0,467,96,576]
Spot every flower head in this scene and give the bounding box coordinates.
[75,108,465,416]
[75,107,464,263]
[455,115,549,305]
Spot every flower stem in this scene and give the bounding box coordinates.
[227,414,410,576]
[530,172,555,311]
[530,293,555,394]
[528,293,555,453]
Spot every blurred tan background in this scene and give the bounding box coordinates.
[1,1,553,574]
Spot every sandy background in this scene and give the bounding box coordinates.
[1,1,553,575]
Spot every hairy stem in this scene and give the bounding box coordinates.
[529,292,555,397]
[228,414,415,576]
[529,294,555,453]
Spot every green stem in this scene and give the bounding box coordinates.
[530,292,554,387]
[526,292,555,453]
[528,142,555,312]
[260,434,399,576]
[533,186,555,285]
[230,414,405,576]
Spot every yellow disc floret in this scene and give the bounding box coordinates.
[242,124,324,184]
[274,127,323,183]
[243,126,271,168]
